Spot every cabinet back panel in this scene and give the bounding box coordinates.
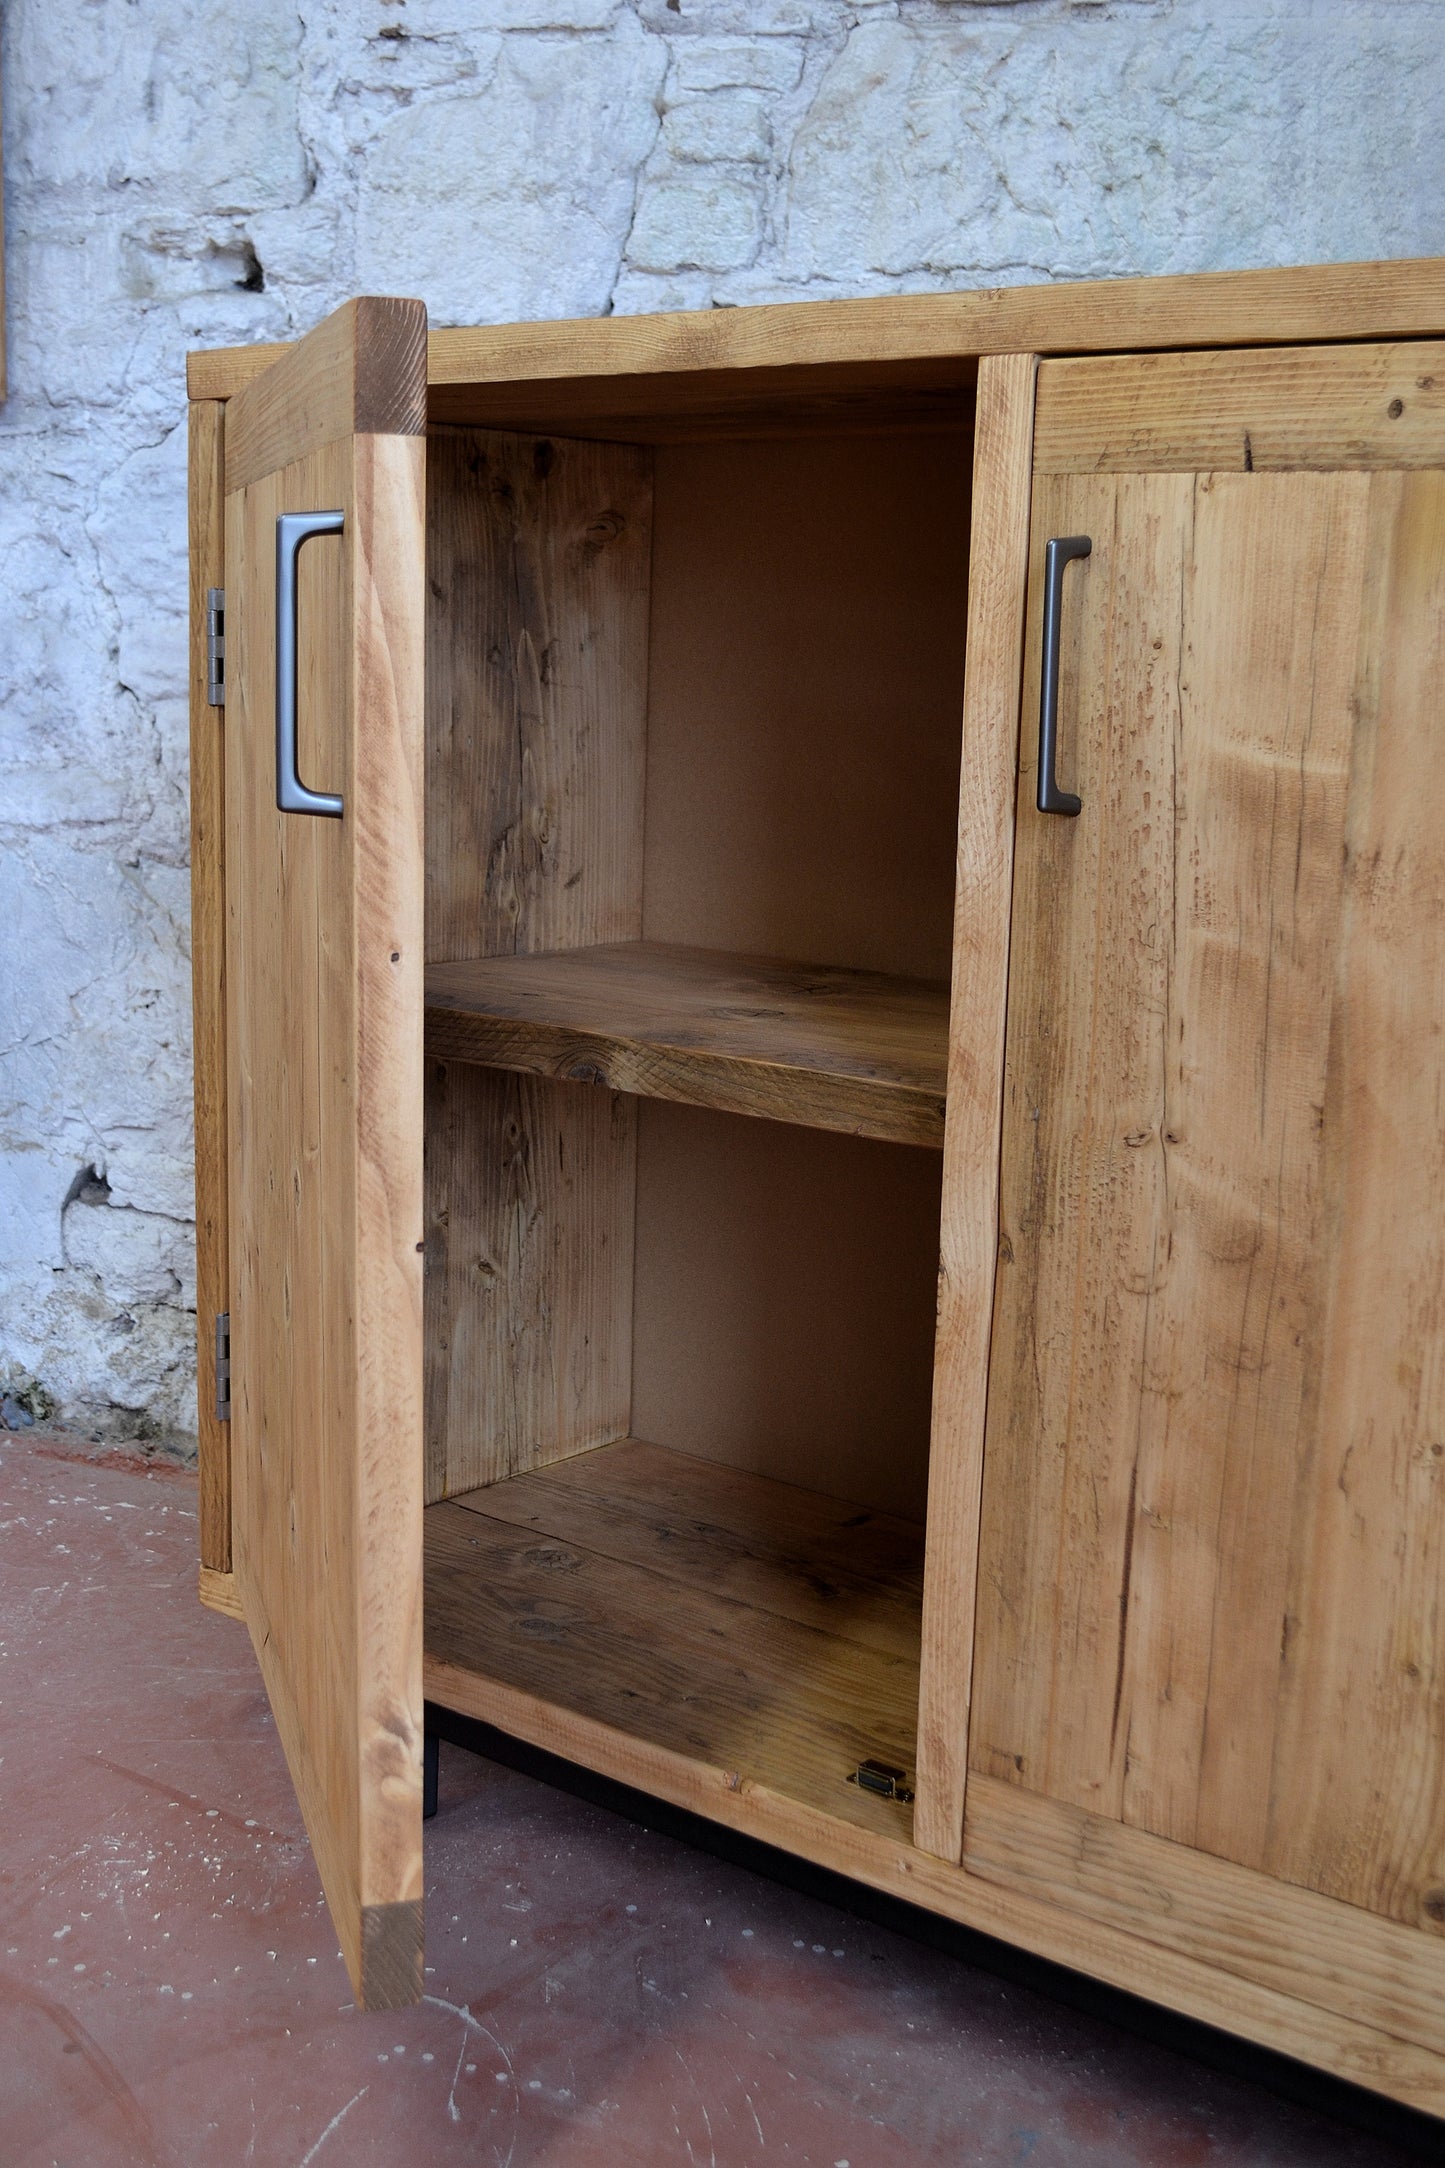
[641,433,971,983]
[630,1101,942,1523]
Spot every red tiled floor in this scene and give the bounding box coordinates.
[0,1431,1426,2167]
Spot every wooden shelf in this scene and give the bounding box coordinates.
[424,942,949,1148]
[423,1437,923,1840]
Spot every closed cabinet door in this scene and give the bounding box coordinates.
[965,344,1445,2070]
[223,297,428,2009]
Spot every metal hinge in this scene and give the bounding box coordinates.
[214,1311,231,1422]
[848,1758,914,1804]
[206,588,226,706]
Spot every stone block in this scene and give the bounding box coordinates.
[628,172,764,272]
[662,91,773,165]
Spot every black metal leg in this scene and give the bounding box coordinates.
[423,1729,439,1821]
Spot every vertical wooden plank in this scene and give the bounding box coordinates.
[423,429,652,1503]
[913,353,1037,1861]
[425,1066,637,1498]
[1266,469,1445,1923]
[350,427,427,1984]
[1122,473,1363,1859]
[424,428,651,963]
[188,396,230,1573]
[967,469,1195,1820]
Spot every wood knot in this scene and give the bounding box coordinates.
[523,1544,582,1574]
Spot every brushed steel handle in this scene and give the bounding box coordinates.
[1037,534,1091,817]
[276,510,345,819]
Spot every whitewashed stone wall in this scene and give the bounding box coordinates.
[2,0,1443,1448]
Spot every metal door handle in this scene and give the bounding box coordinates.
[276,510,345,818]
[1037,534,1091,816]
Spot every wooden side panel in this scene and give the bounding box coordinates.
[423,429,651,1503]
[189,398,231,1571]
[225,380,425,2008]
[914,354,1037,1862]
[970,365,1445,1934]
[424,427,651,965]
[424,1065,636,1499]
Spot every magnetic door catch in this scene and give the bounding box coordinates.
[849,1758,914,1804]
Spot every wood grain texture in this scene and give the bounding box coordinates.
[964,1774,1445,2060]
[424,942,949,1148]
[426,1437,922,1841]
[224,297,426,494]
[450,1436,924,1660]
[224,301,426,2011]
[188,396,231,1574]
[1035,339,1445,473]
[423,427,650,1505]
[419,1658,1445,2113]
[971,346,1445,1942]
[360,1901,426,2013]
[197,1565,244,1621]
[913,354,1038,1862]
[424,1064,636,1502]
[424,427,650,965]
[189,255,1445,404]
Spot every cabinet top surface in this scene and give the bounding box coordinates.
[189,256,1445,406]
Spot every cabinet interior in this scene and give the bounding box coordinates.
[421,381,973,1834]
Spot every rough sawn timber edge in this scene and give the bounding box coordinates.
[913,351,1038,1860]
[189,258,1445,404]
[188,397,231,1572]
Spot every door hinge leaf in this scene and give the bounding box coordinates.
[214,1310,231,1422]
[207,588,226,707]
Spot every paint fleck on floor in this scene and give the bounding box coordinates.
[0,1433,1426,2167]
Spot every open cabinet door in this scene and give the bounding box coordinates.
[223,297,427,2010]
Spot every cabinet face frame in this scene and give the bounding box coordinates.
[189,262,1445,2108]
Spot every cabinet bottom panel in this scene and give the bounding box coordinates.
[423,1435,922,1843]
